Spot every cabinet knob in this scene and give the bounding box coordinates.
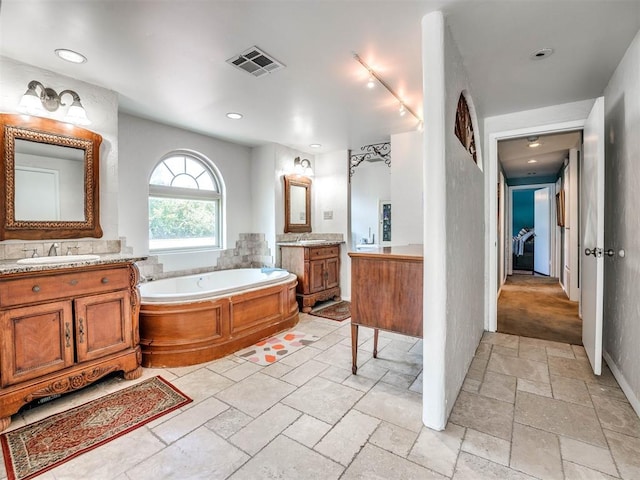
[101,277,109,284]
[32,285,40,293]
[69,279,78,286]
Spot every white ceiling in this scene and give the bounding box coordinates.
[499,131,582,180]
[1,1,639,157]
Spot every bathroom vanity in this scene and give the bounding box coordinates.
[0,257,144,431]
[279,241,341,312]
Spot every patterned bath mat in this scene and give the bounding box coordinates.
[309,301,351,321]
[1,376,191,480]
[235,331,319,365]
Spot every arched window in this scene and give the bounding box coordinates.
[148,150,224,251]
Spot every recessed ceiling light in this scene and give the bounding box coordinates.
[226,112,243,120]
[309,144,321,149]
[530,48,554,60]
[55,49,87,64]
[527,136,541,148]
[527,159,537,164]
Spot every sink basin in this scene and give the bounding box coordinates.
[17,254,101,265]
[355,244,379,251]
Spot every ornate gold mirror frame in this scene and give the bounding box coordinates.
[0,114,103,240]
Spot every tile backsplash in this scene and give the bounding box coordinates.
[137,233,274,282]
[0,239,122,261]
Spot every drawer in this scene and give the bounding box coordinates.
[307,246,339,260]
[0,267,130,308]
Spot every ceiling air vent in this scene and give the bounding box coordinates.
[227,46,285,78]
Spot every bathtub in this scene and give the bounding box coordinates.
[138,268,299,367]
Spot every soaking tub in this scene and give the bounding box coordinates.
[138,268,299,367]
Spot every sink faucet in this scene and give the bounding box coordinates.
[48,243,59,256]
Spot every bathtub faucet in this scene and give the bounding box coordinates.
[48,243,59,256]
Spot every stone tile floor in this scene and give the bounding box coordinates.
[1,314,639,479]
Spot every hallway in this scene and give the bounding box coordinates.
[498,275,581,345]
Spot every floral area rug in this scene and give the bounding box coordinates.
[309,301,351,321]
[235,331,319,366]
[1,376,191,480]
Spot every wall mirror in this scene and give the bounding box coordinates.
[0,114,103,240]
[349,145,391,249]
[283,174,311,233]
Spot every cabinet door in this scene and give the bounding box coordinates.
[0,301,74,387]
[309,259,326,293]
[75,290,132,363]
[325,256,340,289]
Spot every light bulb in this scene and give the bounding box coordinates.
[399,103,406,116]
[367,75,375,89]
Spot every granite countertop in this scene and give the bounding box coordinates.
[276,240,344,247]
[0,253,148,275]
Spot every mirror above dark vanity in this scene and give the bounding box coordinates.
[283,174,311,233]
[0,114,102,240]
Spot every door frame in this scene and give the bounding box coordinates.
[506,183,557,276]
[487,120,585,332]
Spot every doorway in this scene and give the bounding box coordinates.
[496,131,582,344]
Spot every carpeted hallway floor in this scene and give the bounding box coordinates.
[497,274,582,345]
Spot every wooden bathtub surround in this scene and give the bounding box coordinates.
[139,274,299,367]
[0,261,142,431]
[349,245,423,374]
[280,243,341,312]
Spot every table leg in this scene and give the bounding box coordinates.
[373,329,379,358]
[351,323,359,374]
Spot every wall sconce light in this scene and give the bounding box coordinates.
[18,80,91,125]
[294,157,313,177]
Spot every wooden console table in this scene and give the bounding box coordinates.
[348,245,423,374]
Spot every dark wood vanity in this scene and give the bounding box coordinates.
[280,242,341,312]
[0,259,143,431]
[349,245,423,374]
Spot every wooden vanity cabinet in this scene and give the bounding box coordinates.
[0,262,142,431]
[280,244,341,312]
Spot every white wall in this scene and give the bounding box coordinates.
[391,131,424,245]
[602,28,640,415]
[118,113,252,270]
[251,144,277,254]
[421,11,485,430]
[0,56,119,240]
[314,150,350,299]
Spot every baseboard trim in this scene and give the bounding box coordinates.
[603,350,640,418]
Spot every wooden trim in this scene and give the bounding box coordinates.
[283,174,311,233]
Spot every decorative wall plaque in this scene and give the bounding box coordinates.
[454,93,477,164]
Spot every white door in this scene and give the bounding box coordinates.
[581,97,605,375]
[534,187,551,275]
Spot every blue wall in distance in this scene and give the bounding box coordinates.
[508,175,557,186]
[512,190,535,236]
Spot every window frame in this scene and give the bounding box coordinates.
[148,150,225,253]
